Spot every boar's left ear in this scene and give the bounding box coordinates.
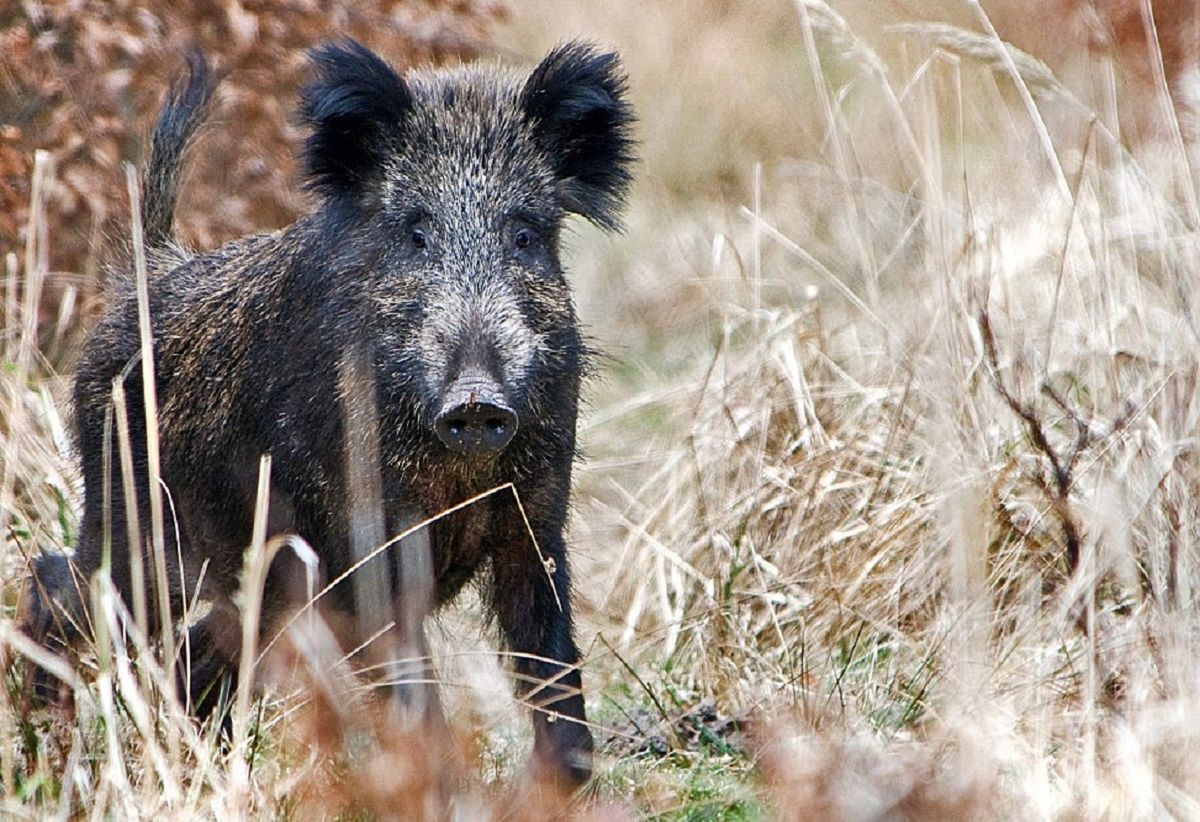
[521,42,636,231]
[299,40,413,202]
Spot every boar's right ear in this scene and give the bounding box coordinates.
[521,42,636,232]
[299,40,412,203]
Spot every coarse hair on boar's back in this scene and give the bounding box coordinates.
[19,39,635,787]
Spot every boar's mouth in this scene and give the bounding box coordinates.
[433,367,518,456]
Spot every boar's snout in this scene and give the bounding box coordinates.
[434,369,518,455]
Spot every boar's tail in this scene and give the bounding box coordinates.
[141,49,218,250]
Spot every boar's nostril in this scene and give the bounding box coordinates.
[435,400,518,455]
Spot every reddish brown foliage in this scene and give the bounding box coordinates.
[990,1,1200,136]
[0,0,504,287]
[1078,0,1198,86]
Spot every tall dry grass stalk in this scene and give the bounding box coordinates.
[124,163,175,692]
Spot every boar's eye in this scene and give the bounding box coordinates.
[508,222,544,257]
[506,217,551,261]
[402,212,433,254]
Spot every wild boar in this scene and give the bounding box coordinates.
[21,39,635,785]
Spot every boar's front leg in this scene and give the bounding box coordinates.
[490,489,593,787]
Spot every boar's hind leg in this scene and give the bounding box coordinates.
[17,552,88,707]
[179,597,241,721]
[491,507,593,787]
[179,543,322,723]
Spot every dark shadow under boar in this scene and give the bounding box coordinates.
[20,39,635,786]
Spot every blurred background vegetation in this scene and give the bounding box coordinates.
[6,0,1200,818]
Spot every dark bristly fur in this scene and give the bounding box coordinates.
[21,40,635,787]
[520,42,636,231]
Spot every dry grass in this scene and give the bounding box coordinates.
[5,0,1200,818]
[509,0,1200,817]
